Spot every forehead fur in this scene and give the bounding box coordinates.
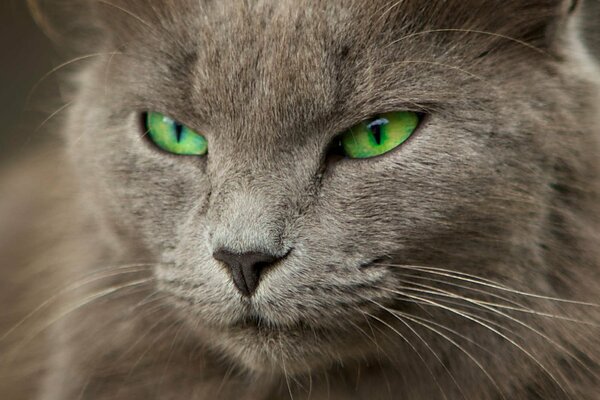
[95,0,567,45]
[73,0,572,139]
[94,0,565,27]
[33,0,570,50]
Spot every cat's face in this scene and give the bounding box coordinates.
[65,0,591,373]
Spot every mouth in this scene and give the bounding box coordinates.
[162,286,401,374]
[230,313,266,329]
[228,307,319,335]
[165,291,311,336]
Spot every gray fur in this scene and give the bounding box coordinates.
[1,0,600,399]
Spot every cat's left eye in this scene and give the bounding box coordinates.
[144,112,208,156]
[335,111,420,159]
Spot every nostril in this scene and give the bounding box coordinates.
[213,249,282,297]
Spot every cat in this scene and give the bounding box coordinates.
[1,0,600,399]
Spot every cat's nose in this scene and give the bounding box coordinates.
[213,249,282,297]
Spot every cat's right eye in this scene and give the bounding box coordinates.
[144,112,208,156]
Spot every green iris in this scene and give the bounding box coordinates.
[339,111,419,159]
[145,112,208,156]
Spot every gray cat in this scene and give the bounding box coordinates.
[1,0,599,399]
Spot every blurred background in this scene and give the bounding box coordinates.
[0,1,56,165]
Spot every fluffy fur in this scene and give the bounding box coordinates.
[1,1,600,399]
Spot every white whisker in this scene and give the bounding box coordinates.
[365,298,467,400]
[4,278,154,367]
[379,263,600,307]
[25,52,123,106]
[395,276,598,326]
[360,307,450,400]
[1,264,153,342]
[96,1,155,31]
[377,286,574,398]
[395,279,600,377]
[392,308,507,400]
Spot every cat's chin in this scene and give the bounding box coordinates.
[196,320,377,375]
[161,280,400,374]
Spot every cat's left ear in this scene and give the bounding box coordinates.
[544,0,582,51]
[562,0,580,14]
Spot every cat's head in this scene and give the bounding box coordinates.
[39,0,600,374]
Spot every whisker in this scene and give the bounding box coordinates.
[130,290,168,312]
[353,307,411,373]
[373,0,405,26]
[116,311,180,397]
[345,310,385,353]
[392,308,500,360]
[394,289,548,349]
[123,303,175,362]
[96,1,155,31]
[307,364,314,400]
[1,264,153,342]
[35,101,73,132]
[365,298,467,400]
[4,278,154,367]
[25,52,123,107]
[77,303,173,398]
[395,279,600,375]
[378,263,600,307]
[395,271,535,309]
[215,363,236,397]
[360,308,450,400]
[379,263,512,287]
[377,286,574,398]
[279,338,295,400]
[158,322,187,392]
[394,276,599,326]
[391,307,507,400]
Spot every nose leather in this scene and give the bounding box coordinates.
[213,250,281,296]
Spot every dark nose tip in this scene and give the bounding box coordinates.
[213,249,281,297]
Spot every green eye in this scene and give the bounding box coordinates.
[339,111,420,159]
[145,112,208,156]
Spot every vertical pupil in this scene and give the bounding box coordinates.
[371,125,382,145]
[174,122,183,143]
[367,118,388,146]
